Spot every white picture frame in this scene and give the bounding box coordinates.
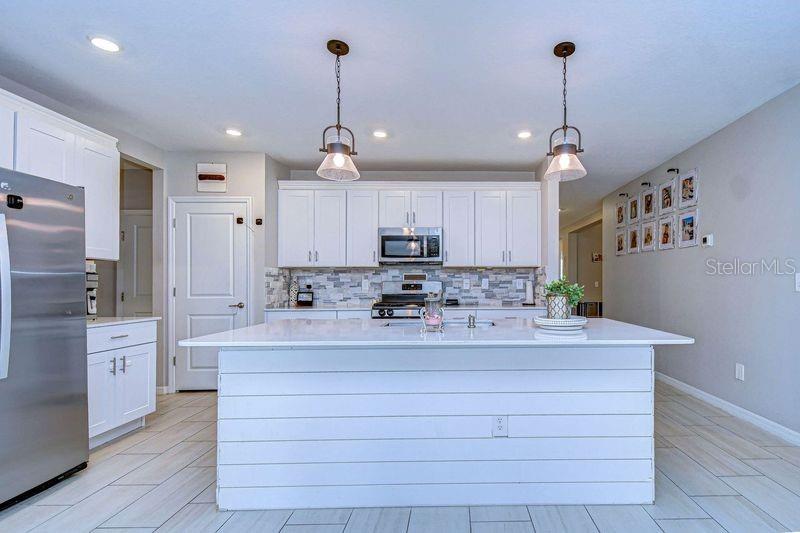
[197,163,227,192]
[627,195,640,224]
[658,215,675,250]
[627,225,640,254]
[615,229,627,256]
[615,201,626,227]
[678,168,699,209]
[641,187,656,220]
[658,178,676,215]
[678,209,699,248]
[641,220,656,252]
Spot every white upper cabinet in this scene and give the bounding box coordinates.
[506,189,540,266]
[78,137,120,260]
[16,111,76,184]
[378,190,410,227]
[347,189,379,266]
[278,190,315,267]
[0,102,14,170]
[443,190,474,266]
[475,190,507,267]
[313,189,347,266]
[410,190,442,226]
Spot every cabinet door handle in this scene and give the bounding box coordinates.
[308,250,312,263]
[502,250,505,263]
[110,334,129,340]
[412,211,416,224]
[508,250,512,263]
[120,355,127,373]
[406,212,410,225]
[109,358,116,375]
[373,250,376,262]
[315,251,319,262]
[444,250,448,262]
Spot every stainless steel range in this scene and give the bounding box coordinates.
[371,277,458,319]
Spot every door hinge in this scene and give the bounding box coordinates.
[172,356,176,366]
[120,230,125,242]
[120,292,125,302]
[172,218,176,228]
[172,287,176,297]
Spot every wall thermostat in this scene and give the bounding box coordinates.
[701,234,714,247]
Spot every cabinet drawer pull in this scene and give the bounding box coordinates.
[308,250,312,263]
[110,334,129,340]
[120,355,127,373]
[109,358,116,375]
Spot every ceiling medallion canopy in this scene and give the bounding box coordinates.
[544,41,587,182]
[316,39,360,182]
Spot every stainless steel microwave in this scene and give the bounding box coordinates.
[378,227,443,264]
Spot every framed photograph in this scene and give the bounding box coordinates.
[658,215,675,250]
[615,202,626,227]
[627,226,640,254]
[641,220,656,252]
[679,168,699,209]
[627,195,640,224]
[641,187,656,220]
[591,252,602,263]
[196,163,227,192]
[678,209,699,248]
[615,230,627,256]
[658,178,676,215]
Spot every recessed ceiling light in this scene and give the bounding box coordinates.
[225,128,242,137]
[89,37,121,53]
[517,130,532,139]
[372,130,388,138]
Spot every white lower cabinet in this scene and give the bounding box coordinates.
[87,321,157,445]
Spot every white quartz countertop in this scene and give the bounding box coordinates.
[179,317,693,348]
[265,303,545,311]
[87,317,161,329]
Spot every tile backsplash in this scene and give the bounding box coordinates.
[266,266,546,307]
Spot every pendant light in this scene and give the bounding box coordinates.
[544,42,586,182]
[316,39,360,181]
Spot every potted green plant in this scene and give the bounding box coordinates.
[544,277,584,319]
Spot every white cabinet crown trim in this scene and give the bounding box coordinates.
[279,180,541,191]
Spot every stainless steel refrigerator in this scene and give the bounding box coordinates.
[0,168,88,508]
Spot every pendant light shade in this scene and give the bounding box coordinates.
[317,40,360,182]
[545,42,586,182]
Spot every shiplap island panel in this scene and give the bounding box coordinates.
[179,318,692,510]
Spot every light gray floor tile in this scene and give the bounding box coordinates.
[654,518,726,532]
[218,510,291,532]
[36,453,155,505]
[585,505,661,533]
[344,507,410,532]
[690,425,777,459]
[191,481,216,503]
[102,466,215,528]
[288,508,353,525]
[0,504,68,532]
[154,503,232,532]
[408,506,470,533]
[709,417,792,447]
[144,405,207,432]
[92,528,155,532]
[654,382,685,397]
[470,505,530,522]
[32,485,152,533]
[721,475,800,530]
[281,526,345,533]
[188,446,216,467]
[528,506,598,532]
[185,405,217,422]
[764,446,800,467]
[664,435,760,476]
[181,393,217,408]
[642,469,708,519]
[693,495,786,533]
[656,402,714,426]
[654,434,673,448]
[655,412,695,437]
[470,522,535,533]
[89,430,158,464]
[114,441,214,484]
[744,458,800,495]
[186,422,217,442]
[669,395,729,418]
[655,448,737,496]
[123,421,212,454]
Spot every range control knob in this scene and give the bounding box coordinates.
[386,309,394,317]
[378,309,386,317]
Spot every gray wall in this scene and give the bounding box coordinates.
[575,222,603,301]
[121,168,153,210]
[602,83,800,432]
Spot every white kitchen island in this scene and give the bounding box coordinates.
[179,317,692,510]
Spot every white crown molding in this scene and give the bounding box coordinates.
[278,180,541,191]
[655,372,800,446]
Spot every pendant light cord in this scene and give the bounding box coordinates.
[562,54,568,131]
[335,54,342,131]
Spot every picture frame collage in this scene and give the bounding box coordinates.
[615,168,699,256]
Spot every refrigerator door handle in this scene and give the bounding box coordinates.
[0,214,10,380]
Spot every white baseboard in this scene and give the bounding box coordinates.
[156,386,170,395]
[89,417,144,449]
[655,372,800,446]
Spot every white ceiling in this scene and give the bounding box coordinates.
[1,1,799,226]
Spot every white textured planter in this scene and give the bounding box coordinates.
[546,294,571,319]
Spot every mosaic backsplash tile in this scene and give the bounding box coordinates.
[266,266,546,307]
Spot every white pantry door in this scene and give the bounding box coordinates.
[174,199,249,390]
[117,211,153,317]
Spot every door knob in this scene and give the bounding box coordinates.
[228,302,245,309]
